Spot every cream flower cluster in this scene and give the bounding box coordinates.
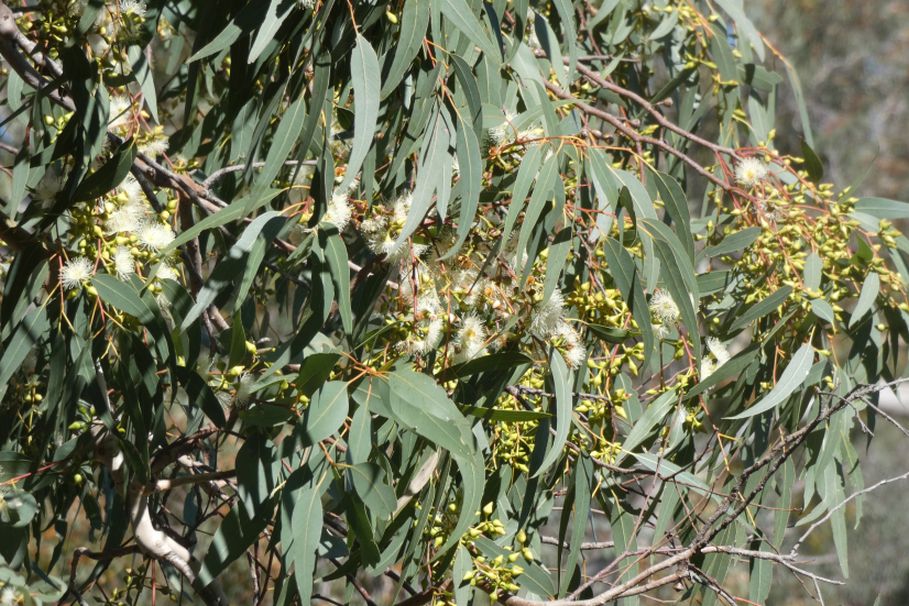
[700,337,731,379]
[488,110,544,148]
[58,171,180,298]
[399,293,444,356]
[454,315,488,363]
[359,192,426,261]
[530,291,586,369]
[649,289,680,338]
[322,187,353,232]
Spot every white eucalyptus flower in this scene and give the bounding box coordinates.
[649,289,680,327]
[119,0,147,18]
[156,263,179,282]
[554,322,586,369]
[32,169,65,204]
[323,189,352,231]
[530,291,565,338]
[107,202,146,234]
[360,193,424,261]
[455,315,487,361]
[706,337,731,367]
[700,357,716,380]
[138,223,175,250]
[113,246,135,279]
[117,174,142,204]
[0,587,18,606]
[392,192,413,223]
[138,135,169,158]
[488,111,516,146]
[734,157,769,187]
[108,95,133,130]
[60,256,94,290]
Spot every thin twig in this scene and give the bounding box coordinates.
[201,159,316,190]
[154,469,237,492]
[540,536,615,550]
[543,80,732,191]
[570,60,735,156]
[791,467,909,558]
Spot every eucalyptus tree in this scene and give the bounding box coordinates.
[1,1,908,605]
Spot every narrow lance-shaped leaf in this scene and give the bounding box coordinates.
[250,97,307,201]
[381,0,431,98]
[323,231,353,334]
[92,274,154,324]
[393,109,448,248]
[603,238,655,367]
[726,344,815,420]
[534,351,572,477]
[339,35,380,191]
[850,272,880,328]
[436,0,501,60]
[290,472,330,604]
[387,368,484,553]
[854,197,909,219]
[442,118,482,259]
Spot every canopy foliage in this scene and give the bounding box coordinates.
[1,0,909,604]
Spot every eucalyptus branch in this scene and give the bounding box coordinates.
[201,159,316,190]
[570,60,736,157]
[506,384,612,402]
[154,469,237,492]
[89,364,226,605]
[540,536,615,550]
[0,3,72,110]
[0,3,227,220]
[0,1,61,77]
[499,381,894,606]
[2,1,905,604]
[62,545,142,605]
[699,546,843,587]
[543,80,732,191]
[685,563,738,606]
[532,47,735,157]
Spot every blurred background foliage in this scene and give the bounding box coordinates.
[754,0,909,198]
[755,1,909,603]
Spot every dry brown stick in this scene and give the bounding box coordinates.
[791,467,909,559]
[694,379,909,553]
[150,427,220,475]
[540,536,615,550]
[700,545,843,587]
[0,2,62,78]
[246,550,261,600]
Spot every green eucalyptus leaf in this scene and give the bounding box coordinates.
[850,272,880,328]
[854,197,909,219]
[534,350,572,477]
[339,35,380,191]
[726,344,815,420]
[297,381,349,446]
